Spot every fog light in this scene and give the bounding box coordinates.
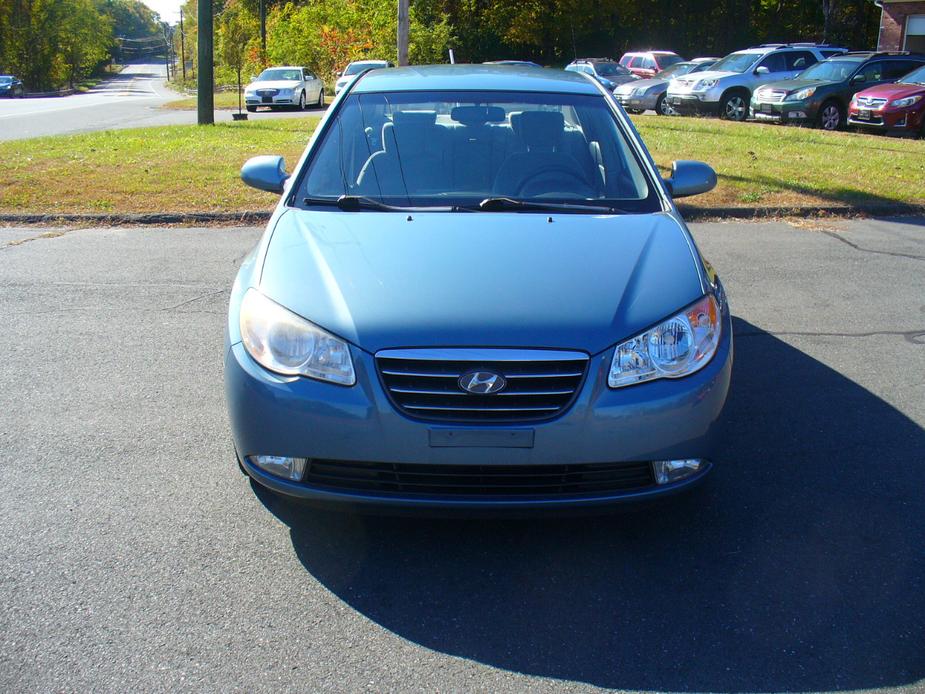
[652,459,703,485]
[248,455,307,481]
[791,111,806,119]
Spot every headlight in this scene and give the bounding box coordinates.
[693,78,717,91]
[890,95,922,108]
[608,294,721,388]
[239,289,356,385]
[789,87,816,101]
[278,88,292,95]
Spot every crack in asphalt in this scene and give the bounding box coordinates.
[160,289,227,311]
[736,328,925,344]
[817,229,925,262]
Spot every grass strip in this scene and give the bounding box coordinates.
[1,115,922,215]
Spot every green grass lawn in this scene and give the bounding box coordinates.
[162,91,254,111]
[0,115,923,215]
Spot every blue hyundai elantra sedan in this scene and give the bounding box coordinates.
[225,64,732,511]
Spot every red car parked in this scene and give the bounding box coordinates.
[847,63,925,136]
[619,51,684,79]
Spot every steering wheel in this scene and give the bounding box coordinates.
[512,165,597,198]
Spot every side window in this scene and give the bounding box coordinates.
[787,51,816,70]
[642,57,656,70]
[619,56,632,66]
[629,57,643,68]
[303,70,314,80]
[758,53,787,73]
[857,61,885,82]
[883,60,920,79]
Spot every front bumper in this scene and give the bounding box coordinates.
[847,106,923,133]
[749,100,815,124]
[615,91,660,111]
[245,94,296,106]
[225,312,733,510]
[666,93,719,116]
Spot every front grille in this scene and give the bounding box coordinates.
[757,89,787,103]
[302,459,656,498]
[856,96,886,108]
[376,348,588,423]
[256,88,279,97]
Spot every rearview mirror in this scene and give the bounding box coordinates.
[241,155,289,194]
[755,66,770,75]
[664,160,717,198]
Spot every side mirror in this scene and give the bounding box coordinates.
[755,66,770,75]
[851,74,865,84]
[241,155,289,194]
[664,160,717,198]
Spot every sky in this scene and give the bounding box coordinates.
[142,0,182,24]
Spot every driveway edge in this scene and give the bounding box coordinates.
[1,204,924,226]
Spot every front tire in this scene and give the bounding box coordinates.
[297,90,305,111]
[317,89,325,108]
[817,100,843,131]
[656,94,672,116]
[720,92,748,121]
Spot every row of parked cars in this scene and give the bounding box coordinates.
[576,44,925,137]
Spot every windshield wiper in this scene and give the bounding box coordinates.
[477,197,627,214]
[303,195,460,212]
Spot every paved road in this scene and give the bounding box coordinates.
[0,63,326,141]
[1,218,923,692]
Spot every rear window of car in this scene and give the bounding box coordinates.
[656,54,683,68]
[298,90,659,212]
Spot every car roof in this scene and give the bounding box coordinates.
[349,59,389,65]
[352,64,601,95]
[263,66,307,70]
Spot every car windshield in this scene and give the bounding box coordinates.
[797,59,859,82]
[660,62,697,79]
[298,89,656,211]
[594,63,630,77]
[709,52,761,73]
[344,62,385,76]
[0,76,12,84]
[257,69,302,81]
[900,64,925,85]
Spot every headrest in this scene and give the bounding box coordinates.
[392,110,437,128]
[516,111,565,149]
[450,105,506,126]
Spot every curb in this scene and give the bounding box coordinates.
[1,204,923,227]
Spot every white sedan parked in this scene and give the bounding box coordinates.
[244,66,324,112]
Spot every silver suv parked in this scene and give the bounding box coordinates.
[666,44,845,120]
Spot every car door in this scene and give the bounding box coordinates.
[300,69,315,101]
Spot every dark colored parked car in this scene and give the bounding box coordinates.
[848,62,925,136]
[750,51,925,130]
[0,75,24,97]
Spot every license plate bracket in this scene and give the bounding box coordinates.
[858,109,871,120]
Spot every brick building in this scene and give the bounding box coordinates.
[876,0,925,51]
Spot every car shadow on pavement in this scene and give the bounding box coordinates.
[255,317,925,692]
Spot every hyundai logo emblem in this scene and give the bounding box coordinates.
[459,370,506,395]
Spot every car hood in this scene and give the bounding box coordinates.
[246,80,301,90]
[676,70,739,84]
[621,77,667,91]
[762,78,833,92]
[856,82,925,99]
[257,210,706,354]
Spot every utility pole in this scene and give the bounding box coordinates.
[179,8,186,80]
[197,0,214,124]
[162,23,171,80]
[397,0,409,66]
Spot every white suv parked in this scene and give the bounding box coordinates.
[666,44,845,120]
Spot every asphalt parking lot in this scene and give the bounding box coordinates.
[1,217,923,692]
